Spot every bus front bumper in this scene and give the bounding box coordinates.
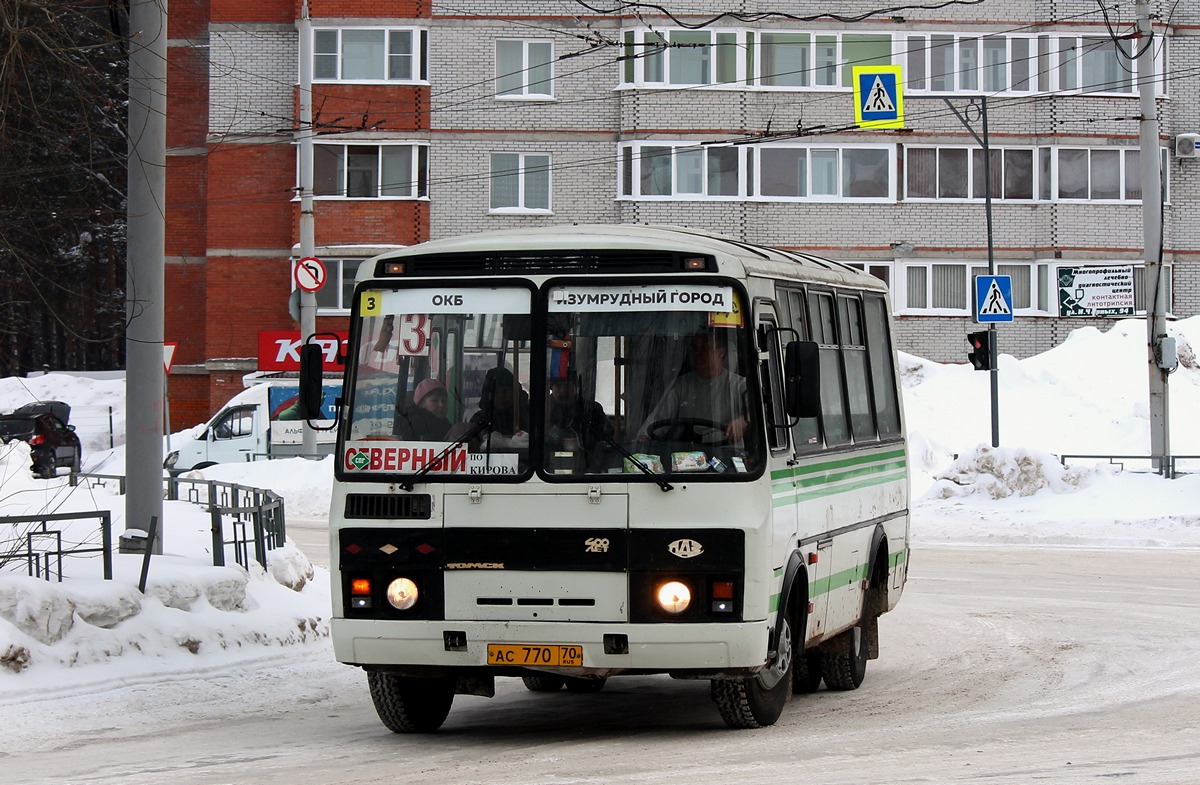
[332,618,771,675]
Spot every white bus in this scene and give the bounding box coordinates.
[321,225,909,731]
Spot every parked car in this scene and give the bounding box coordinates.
[0,410,82,478]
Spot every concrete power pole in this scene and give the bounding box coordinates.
[123,0,168,553]
[299,1,318,458]
[1136,0,1170,473]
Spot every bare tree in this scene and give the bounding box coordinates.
[0,0,127,376]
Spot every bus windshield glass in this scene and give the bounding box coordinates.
[344,285,533,479]
[543,282,763,479]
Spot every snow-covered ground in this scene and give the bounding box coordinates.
[1,317,1198,695]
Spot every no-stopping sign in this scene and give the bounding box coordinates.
[294,256,327,293]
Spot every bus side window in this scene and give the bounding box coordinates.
[839,294,876,442]
[755,303,789,452]
[808,291,850,446]
[782,288,821,451]
[865,295,902,438]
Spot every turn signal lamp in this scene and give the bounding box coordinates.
[684,257,707,270]
[386,577,419,611]
[656,580,692,615]
[349,578,372,610]
[383,261,406,275]
[711,580,735,613]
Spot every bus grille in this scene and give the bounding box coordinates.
[345,493,432,520]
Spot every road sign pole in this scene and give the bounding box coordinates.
[299,3,318,459]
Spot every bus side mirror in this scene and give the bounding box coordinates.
[783,340,820,419]
[298,342,324,420]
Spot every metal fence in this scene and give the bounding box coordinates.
[1058,454,1200,479]
[0,473,286,582]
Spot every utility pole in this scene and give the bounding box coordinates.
[1136,0,1170,473]
[298,2,318,458]
[122,0,168,553]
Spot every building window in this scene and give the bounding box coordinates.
[905,33,1158,95]
[898,261,1036,315]
[497,39,554,98]
[313,27,428,83]
[311,143,428,198]
[905,146,1165,203]
[312,258,365,313]
[490,153,551,212]
[618,142,892,200]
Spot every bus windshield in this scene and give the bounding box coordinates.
[542,282,763,479]
[340,280,763,482]
[344,285,533,479]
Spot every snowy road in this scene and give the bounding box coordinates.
[3,545,1198,785]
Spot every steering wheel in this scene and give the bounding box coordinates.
[644,417,729,445]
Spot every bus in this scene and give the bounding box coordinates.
[319,225,910,731]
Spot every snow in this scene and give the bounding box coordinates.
[1,317,1198,695]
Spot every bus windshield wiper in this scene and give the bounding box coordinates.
[596,433,673,492]
[399,418,489,492]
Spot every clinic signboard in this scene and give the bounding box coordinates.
[1057,266,1135,317]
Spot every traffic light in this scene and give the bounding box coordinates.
[967,330,992,371]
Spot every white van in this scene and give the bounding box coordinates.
[166,377,339,473]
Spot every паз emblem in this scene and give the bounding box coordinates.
[667,538,703,559]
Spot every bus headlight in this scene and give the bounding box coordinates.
[655,580,691,614]
[386,577,419,611]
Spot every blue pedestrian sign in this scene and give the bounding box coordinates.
[852,65,904,129]
[975,275,1014,323]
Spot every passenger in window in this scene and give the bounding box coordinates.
[398,378,451,441]
[547,372,612,449]
[471,367,530,449]
[638,331,748,444]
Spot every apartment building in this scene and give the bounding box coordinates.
[165,0,1199,423]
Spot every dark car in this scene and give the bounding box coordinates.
[0,411,82,478]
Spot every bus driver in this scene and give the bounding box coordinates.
[638,331,749,444]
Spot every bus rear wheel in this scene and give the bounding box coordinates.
[367,671,455,733]
[821,619,868,690]
[710,615,794,729]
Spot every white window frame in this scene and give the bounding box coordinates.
[496,39,555,100]
[312,26,428,84]
[904,145,1167,204]
[894,260,1040,316]
[904,32,1164,97]
[618,142,894,201]
[307,142,429,200]
[489,153,553,214]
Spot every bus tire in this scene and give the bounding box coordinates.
[564,677,606,693]
[521,674,566,692]
[367,671,454,733]
[821,619,868,690]
[793,649,823,693]
[710,614,794,729]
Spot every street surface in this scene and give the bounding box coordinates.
[3,545,1197,785]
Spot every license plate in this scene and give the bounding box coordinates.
[487,644,583,667]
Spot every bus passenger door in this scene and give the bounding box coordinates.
[755,302,796,597]
[779,286,832,642]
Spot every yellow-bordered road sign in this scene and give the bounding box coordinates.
[853,65,904,129]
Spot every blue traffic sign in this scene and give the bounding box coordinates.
[975,275,1014,323]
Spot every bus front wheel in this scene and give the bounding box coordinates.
[710,614,794,729]
[367,671,455,733]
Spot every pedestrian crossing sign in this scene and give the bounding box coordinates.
[853,65,904,129]
[975,275,1014,323]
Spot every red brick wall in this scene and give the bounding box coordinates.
[165,257,207,363]
[204,255,294,360]
[305,1,429,18]
[305,200,429,247]
[307,84,430,133]
[166,156,207,258]
[167,375,213,430]
[207,143,295,248]
[211,0,294,24]
[169,0,209,37]
[168,47,209,147]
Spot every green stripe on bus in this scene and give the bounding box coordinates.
[772,469,908,507]
[804,549,907,598]
[770,448,906,482]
